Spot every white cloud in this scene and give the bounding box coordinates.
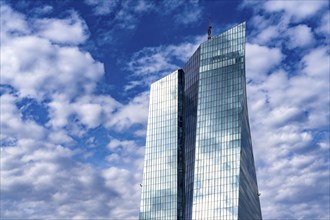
[85,0,154,30]
[108,139,137,151]
[263,0,327,22]
[72,95,120,129]
[126,35,204,89]
[317,11,330,37]
[47,94,121,131]
[47,129,74,145]
[254,25,279,44]
[1,28,103,101]
[0,4,145,219]
[34,13,89,45]
[107,91,149,131]
[106,138,144,165]
[1,95,142,218]
[85,0,202,27]
[128,47,179,77]
[302,47,329,78]
[31,5,54,15]
[1,138,123,218]
[174,0,203,25]
[84,0,120,15]
[1,1,329,219]
[246,48,329,219]
[287,24,315,48]
[0,4,30,35]
[102,166,142,218]
[246,43,283,81]
[242,1,330,218]
[0,94,46,142]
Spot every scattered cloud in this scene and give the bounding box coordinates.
[33,5,53,14]
[0,3,147,219]
[1,0,329,219]
[263,0,327,22]
[85,0,154,30]
[317,11,330,37]
[107,138,144,165]
[253,25,279,45]
[126,35,205,90]
[34,12,89,45]
[287,24,315,48]
[84,0,120,16]
[243,1,330,219]
[173,0,203,25]
[85,0,202,28]
[0,3,30,35]
[107,91,150,131]
[1,9,103,101]
[246,43,283,81]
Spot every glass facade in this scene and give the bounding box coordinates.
[183,46,200,220]
[139,70,184,220]
[139,22,262,220]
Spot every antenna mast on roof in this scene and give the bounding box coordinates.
[208,18,212,40]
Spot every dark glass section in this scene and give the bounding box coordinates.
[183,47,200,220]
[177,69,185,220]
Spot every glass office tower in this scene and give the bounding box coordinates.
[139,22,262,220]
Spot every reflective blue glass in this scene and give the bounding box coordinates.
[139,71,181,220]
[139,22,262,220]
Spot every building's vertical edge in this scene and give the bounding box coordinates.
[177,69,185,220]
[237,21,262,220]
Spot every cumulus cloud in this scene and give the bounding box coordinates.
[243,1,330,219]
[1,1,329,219]
[107,91,150,131]
[107,138,144,166]
[0,4,30,35]
[253,25,279,45]
[263,0,327,22]
[317,11,330,37]
[247,68,329,219]
[246,43,283,81]
[0,94,45,144]
[1,93,116,218]
[1,138,121,218]
[287,24,315,48]
[1,12,103,101]
[34,12,89,45]
[102,165,142,218]
[0,3,146,219]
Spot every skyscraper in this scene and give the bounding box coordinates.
[139,22,262,220]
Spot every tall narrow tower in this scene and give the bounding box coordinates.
[139,22,262,220]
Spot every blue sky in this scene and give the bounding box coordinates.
[0,0,329,219]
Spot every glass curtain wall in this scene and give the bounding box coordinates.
[192,22,251,220]
[139,71,180,220]
[139,22,262,220]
